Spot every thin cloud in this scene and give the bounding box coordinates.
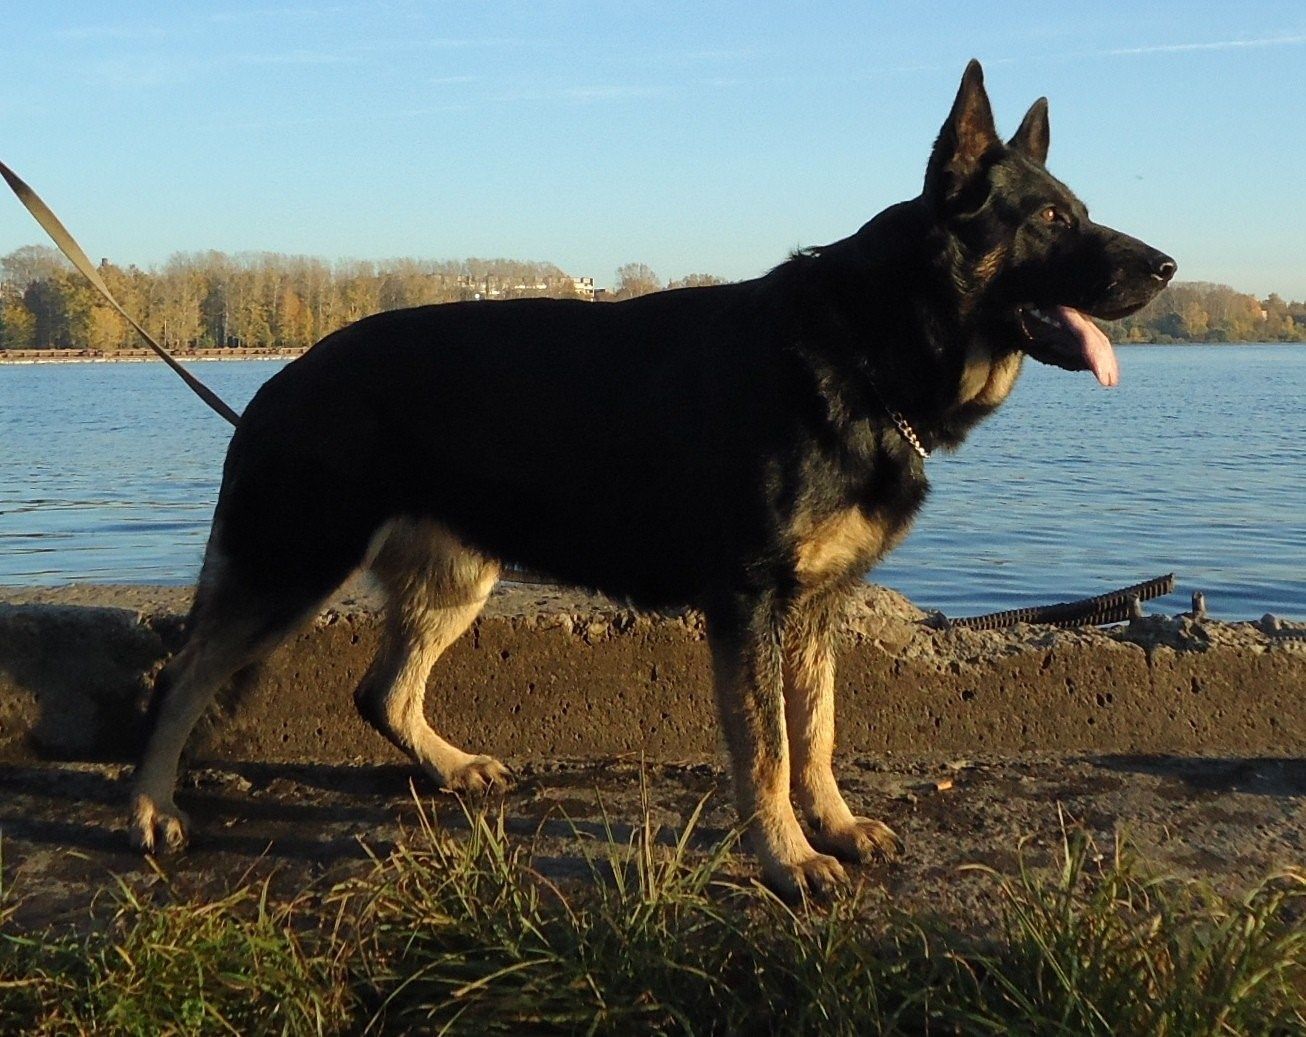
[212,101,470,133]
[88,48,352,89]
[555,84,668,102]
[208,6,350,23]
[490,83,670,104]
[671,46,763,63]
[699,58,1015,90]
[349,37,552,53]
[56,24,171,41]
[59,8,346,40]
[1105,33,1306,56]
[87,60,184,90]
[231,49,354,67]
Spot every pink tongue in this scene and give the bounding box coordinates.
[1053,305,1119,387]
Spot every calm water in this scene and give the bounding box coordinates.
[0,346,1302,619]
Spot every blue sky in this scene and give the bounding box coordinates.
[1,2,1303,295]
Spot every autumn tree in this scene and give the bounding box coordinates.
[23,278,77,348]
[613,263,661,299]
[0,296,35,348]
[0,244,66,288]
[667,273,727,289]
[1261,294,1296,339]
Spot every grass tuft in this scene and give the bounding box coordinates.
[1,796,1302,1035]
[958,822,1306,1035]
[1,850,356,1034]
[334,795,1305,1035]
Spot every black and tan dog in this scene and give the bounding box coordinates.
[130,61,1174,897]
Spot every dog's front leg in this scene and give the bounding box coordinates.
[783,591,902,864]
[707,597,846,899]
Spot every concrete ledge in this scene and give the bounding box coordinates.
[1,583,1302,764]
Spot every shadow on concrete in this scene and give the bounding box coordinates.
[0,602,175,762]
[1088,754,1306,797]
[201,759,428,796]
[0,761,126,805]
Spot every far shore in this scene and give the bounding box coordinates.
[3,341,1300,364]
[0,347,308,364]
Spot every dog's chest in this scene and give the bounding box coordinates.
[958,347,1023,408]
[792,505,910,586]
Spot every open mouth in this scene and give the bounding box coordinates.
[1018,305,1119,387]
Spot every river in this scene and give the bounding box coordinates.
[1,344,1301,619]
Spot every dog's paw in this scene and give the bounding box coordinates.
[763,851,848,903]
[443,755,513,794]
[128,793,190,855]
[809,816,903,864]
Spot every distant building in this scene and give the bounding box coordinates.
[458,272,598,301]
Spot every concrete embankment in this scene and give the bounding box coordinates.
[0,582,1302,929]
[1,583,1301,765]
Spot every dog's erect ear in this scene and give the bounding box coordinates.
[1009,97,1050,165]
[925,59,1001,211]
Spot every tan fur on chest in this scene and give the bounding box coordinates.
[794,506,899,586]
[958,347,1023,407]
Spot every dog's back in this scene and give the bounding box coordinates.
[222,283,799,606]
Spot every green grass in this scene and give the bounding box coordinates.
[0,868,355,1034]
[2,798,1303,1035]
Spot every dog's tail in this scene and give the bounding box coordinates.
[0,160,240,426]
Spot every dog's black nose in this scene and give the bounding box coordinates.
[1152,254,1177,283]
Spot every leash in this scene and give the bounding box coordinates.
[0,161,240,426]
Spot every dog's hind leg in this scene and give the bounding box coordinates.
[354,519,509,792]
[707,592,847,900]
[782,589,902,864]
[129,559,338,853]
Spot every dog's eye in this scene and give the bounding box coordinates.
[1041,205,1070,227]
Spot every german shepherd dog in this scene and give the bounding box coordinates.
[130,61,1174,897]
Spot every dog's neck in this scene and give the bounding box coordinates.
[860,363,931,460]
[781,199,1018,459]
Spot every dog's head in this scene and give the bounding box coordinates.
[924,60,1175,386]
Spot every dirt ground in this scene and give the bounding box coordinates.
[2,750,1301,930]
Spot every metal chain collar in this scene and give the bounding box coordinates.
[863,368,930,460]
[886,406,930,460]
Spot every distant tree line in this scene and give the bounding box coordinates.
[604,267,1306,345]
[0,243,1298,351]
[1101,282,1304,343]
[0,246,592,353]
